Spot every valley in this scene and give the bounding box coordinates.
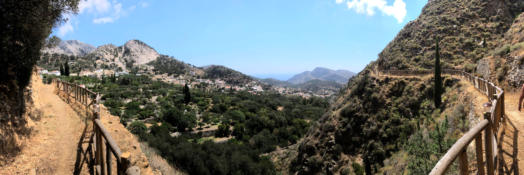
[4,0,524,174]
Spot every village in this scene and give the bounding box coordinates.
[39,67,338,99]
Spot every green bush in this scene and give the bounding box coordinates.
[493,44,511,56]
[215,123,231,137]
[351,163,364,175]
[128,121,147,139]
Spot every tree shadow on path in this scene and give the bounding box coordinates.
[498,115,519,175]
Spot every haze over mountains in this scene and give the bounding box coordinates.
[42,40,95,57]
[287,67,355,84]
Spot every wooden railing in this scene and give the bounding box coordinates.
[54,79,137,175]
[378,69,504,175]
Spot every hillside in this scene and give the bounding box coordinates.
[287,0,524,174]
[287,67,355,84]
[202,65,256,85]
[480,12,524,87]
[375,0,522,71]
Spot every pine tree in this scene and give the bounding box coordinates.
[434,37,442,107]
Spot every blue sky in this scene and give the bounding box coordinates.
[53,0,427,80]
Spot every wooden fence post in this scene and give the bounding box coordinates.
[475,134,485,175]
[106,142,112,175]
[459,149,469,175]
[94,92,104,175]
[484,112,494,175]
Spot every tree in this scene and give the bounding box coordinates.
[183,83,191,104]
[0,0,79,156]
[232,123,246,140]
[0,0,79,89]
[59,64,64,76]
[434,37,442,107]
[216,123,231,137]
[63,61,70,76]
[128,121,147,139]
[163,108,196,132]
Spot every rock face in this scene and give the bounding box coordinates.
[495,11,524,86]
[87,39,159,71]
[42,40,95,56]
[122,40,159,65]
[476,58,491,79]
[287,67,355,84]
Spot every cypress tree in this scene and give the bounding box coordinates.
[59,64,64,76]
[64,60,70,76]
[434,37,442,107]
[183,84,191,104]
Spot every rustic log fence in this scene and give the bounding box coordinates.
[379,69,504,175]
[54,79,137,175]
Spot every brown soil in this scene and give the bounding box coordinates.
[0,73,169,174]
[0,74,87,174]
[498,91,524,174]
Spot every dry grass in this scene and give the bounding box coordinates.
[140,142,184,175]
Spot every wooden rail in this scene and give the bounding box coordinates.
[378,69,505,175]
[53,79,137,175]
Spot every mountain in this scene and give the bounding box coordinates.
[42,40,95,56]
[287,67,355,84]
[260,78,294,87]
[202,65,256,85]
[286,0,524,174]
[87,39,159,71]
[121,40,160,65]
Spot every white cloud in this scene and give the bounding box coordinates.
[140,2,149,8]
[57,20,74,37]
[79,0,111,14]
[54,0,148,36]
[80,0,129,24]
[336,0,407,23]
[93,17,114,24]
[57,14,75,36]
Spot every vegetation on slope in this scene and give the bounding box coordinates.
[148,55,191,76]
[61,74,329,174]
[203,65,255,85]
[291,71,465,174]
[375,0,522,71]
[289,1,524,174]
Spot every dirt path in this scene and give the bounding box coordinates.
[0,75,87,174]
[499,91,524,174]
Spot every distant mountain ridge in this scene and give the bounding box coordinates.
[42,40,95,57]
[287,67,355,84]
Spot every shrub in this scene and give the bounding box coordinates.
[215,123,231,137]
[352,163,365,175]
[128,121,147,139]
[464,63,476,73]
[493,44,510,56]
